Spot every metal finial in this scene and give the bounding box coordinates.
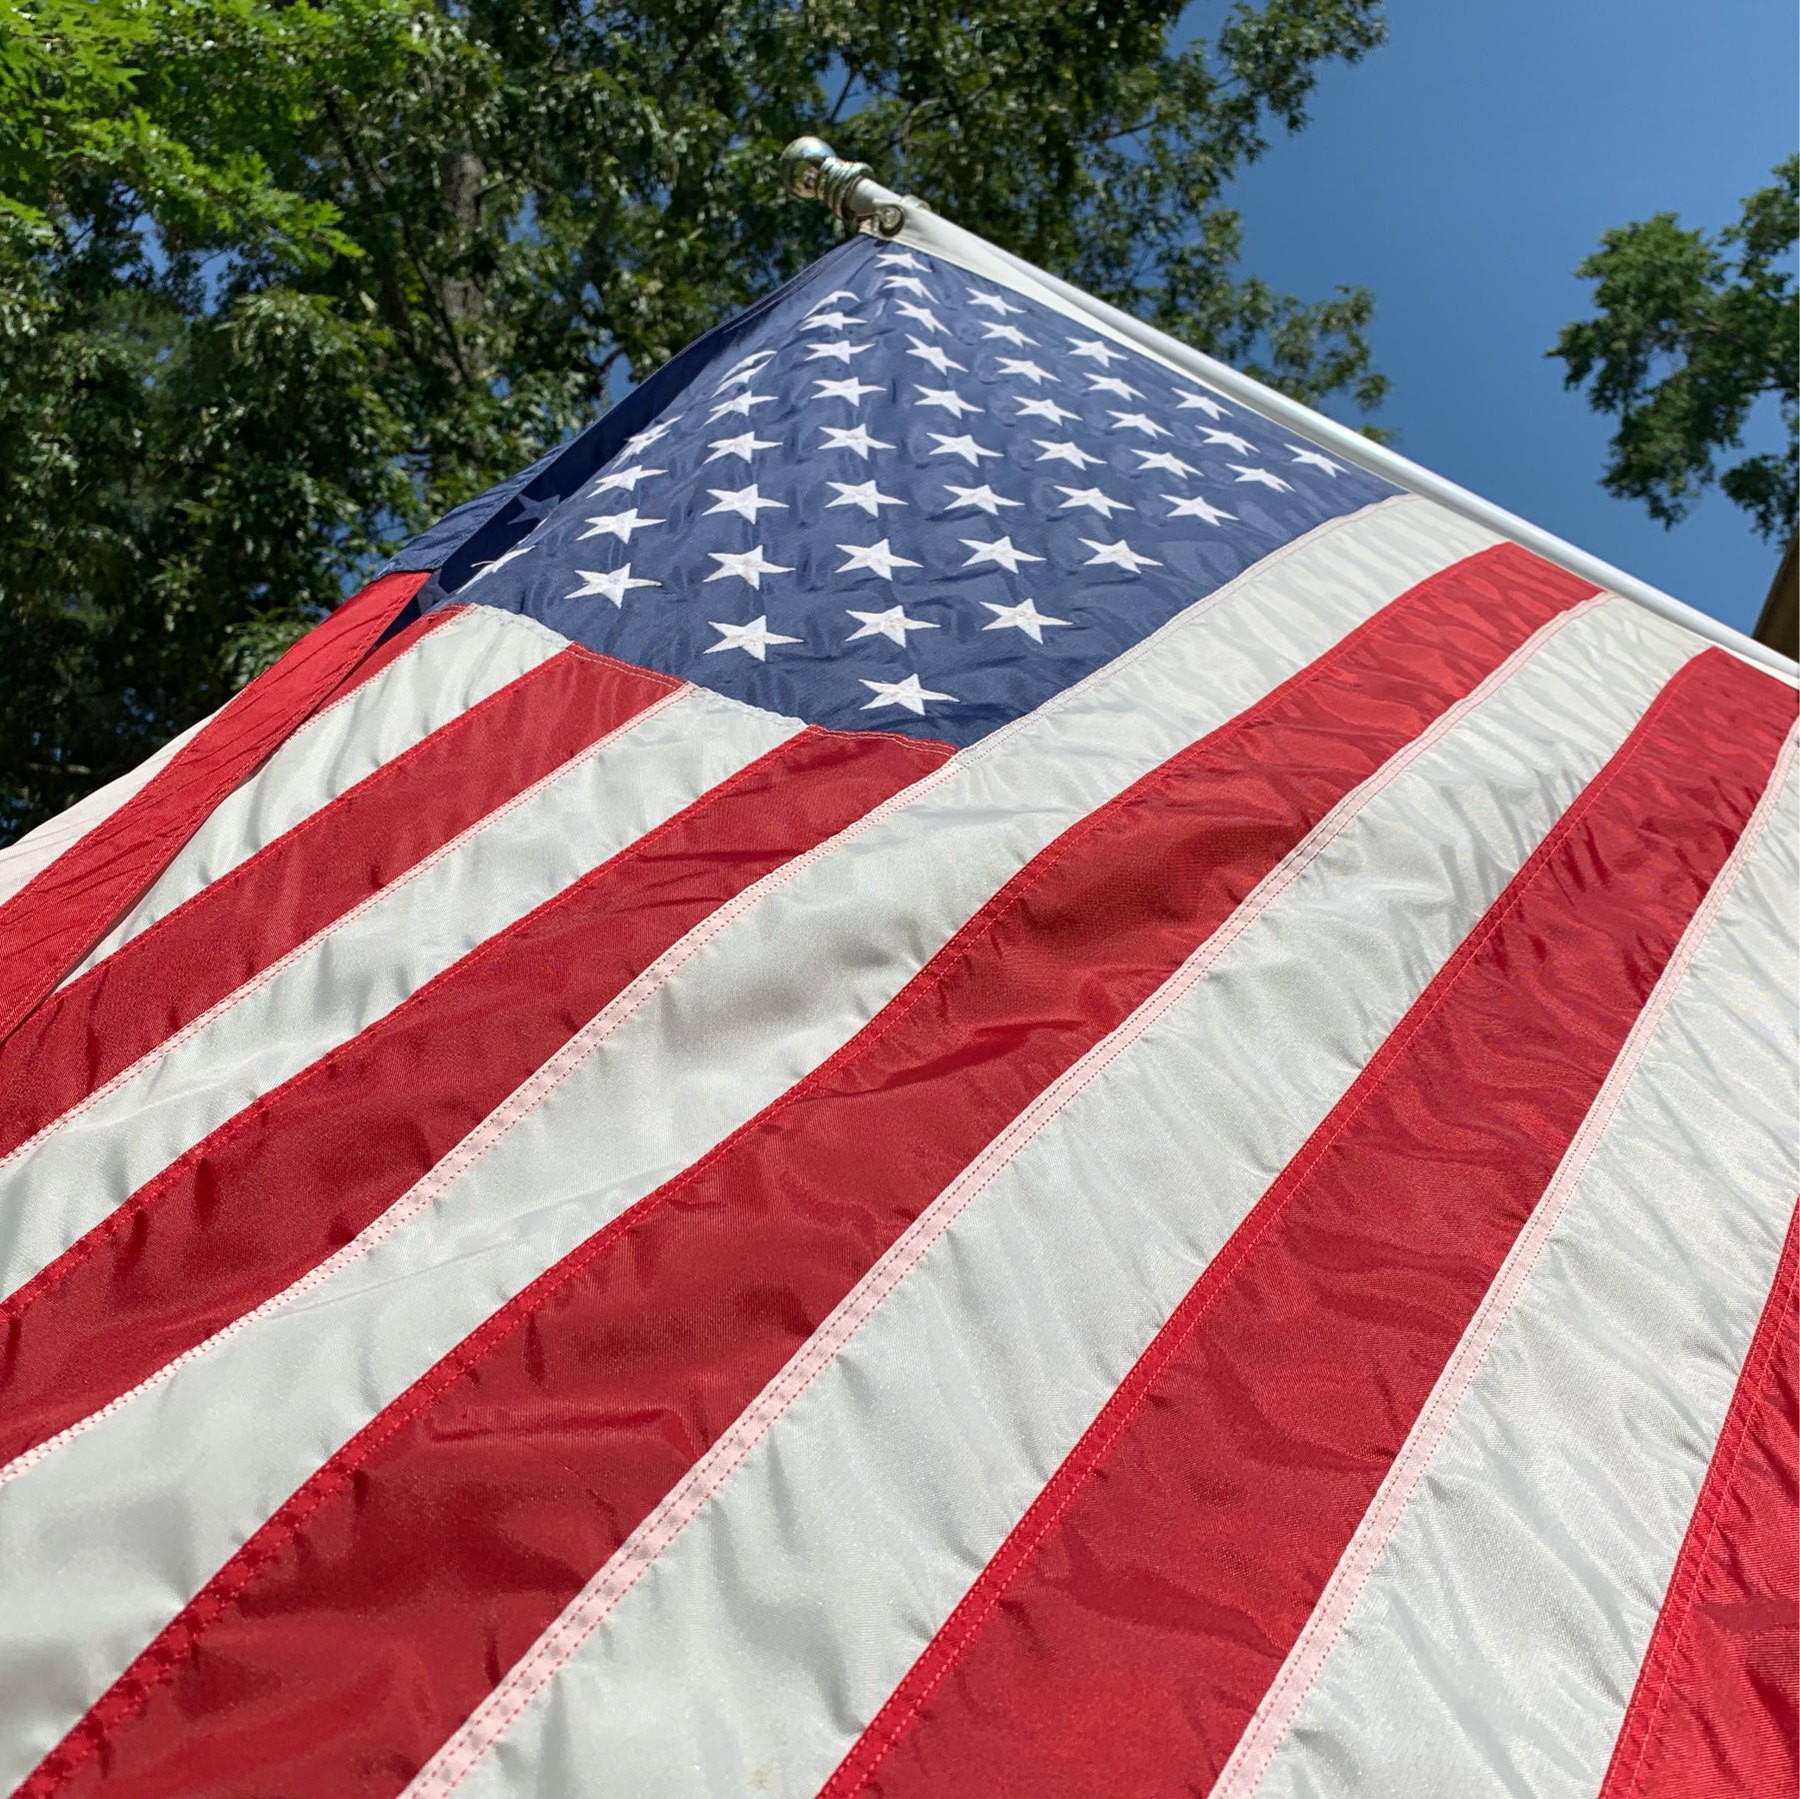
[780,136,907,237]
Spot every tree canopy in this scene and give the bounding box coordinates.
[0,0,1388,840]
[1551,157,1798,550]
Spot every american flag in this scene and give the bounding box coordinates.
[0,208,1793,1799]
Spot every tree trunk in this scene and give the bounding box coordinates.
[1752,534,1798,662]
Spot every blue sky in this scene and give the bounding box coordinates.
[1217,0,1797,636]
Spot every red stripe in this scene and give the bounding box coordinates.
[827,648,1796,1799]
[0,725,939,1473]
[26,546,1606,1797]
[1600,1211,1799,1799]
[0,570,427,1046]
[0,643,675,1162]
[326,600,462,699]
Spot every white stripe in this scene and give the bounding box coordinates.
[889,206,1794,684]
[0,679,793,1306]
[63,606,570,983]
[1224,735,1800,1799]
[0,714,213,911]
[0,498,1496,1786]
[408,599,1701,1799]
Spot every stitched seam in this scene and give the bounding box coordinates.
[1604,1219,1799,1798]
[34,522,1542,1784]
[39,601,475,1009]
[0,689,687,1332]
[0,725,834,1488]
[429,585,1603,1793]
[824,641,1707,1797]
[1217,719,1798,1797]
[0,575,430,982]
[947,497,1408,780]
[24,647,607,1107]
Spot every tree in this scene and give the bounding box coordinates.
[1550,158,1798,549]
[0,0,1389,841]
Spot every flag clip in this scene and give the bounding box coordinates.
[780,136,907,237]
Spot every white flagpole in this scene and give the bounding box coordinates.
[781,139,1795,682]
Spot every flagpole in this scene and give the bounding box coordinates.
[780,138,1794,680]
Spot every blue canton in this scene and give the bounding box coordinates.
[422,236,1396,747]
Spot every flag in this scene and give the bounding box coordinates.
[0,197,1794,1799]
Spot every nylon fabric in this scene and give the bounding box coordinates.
[0,569,426,1043]
[0,499,1495,1793]
[0,714,211,910]
[403,600,1700,1799]
[1598,1215,1798,1799]
[1210,725,1800,1799]
[0,727,941,1473]
[836,646,1796,1798]
[1231,743,1799,1799]
[25,541,1597,1794]
[63,604,563,984]
[0,641,674,1161]
[0,683,787,1308]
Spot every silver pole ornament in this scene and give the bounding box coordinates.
[779,136,908,237]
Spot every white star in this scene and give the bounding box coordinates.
[588,464,664,495]
[894,299,946,334]
[820,423,895,457]
[462,542,535,587]
[982,597,1071,644]
[1086,373,1143,401]
[800,309,865,331]
[967,287,1025,316]
[706,615,800,661]
[705,431,779,464]
[1055,484,1134,518]
[708,390,773,420]
[1175,389,1231,418]
[1081,536,1163,573]
[881,273,934,299]
[928,431,1000,465]
[996,357,1057,385]
[713,350,774,392]
[1164,492,1236,525]
[877,249,925,270]
[827,479,905,515]
[846,605,938,646]
[943,482,1021,515]
[814,375,883,405]
[705,544,793,589]
[1108,410,1171,439]
[1231,463,1294,492]
[837,537,921,580]
[623,416,680,454]
[1068,336,1127,367]
[861,673,956,716]
[1035,438,1104,470]
[1202,428,1258,455]
[1134,448,1202,479]
[1015,395,1079,425]
[578,506,664,543]
[914,384,983,419]
[979,321,1036,348]
[811,288,860,307]
[805,338,875,364]
[704,483,787,522]
[1287,444,1344,475]
[961,533,1044,574]
[905,336,967,376]
[566,564,658,606]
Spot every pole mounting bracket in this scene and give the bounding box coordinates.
[780,137,907,237]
